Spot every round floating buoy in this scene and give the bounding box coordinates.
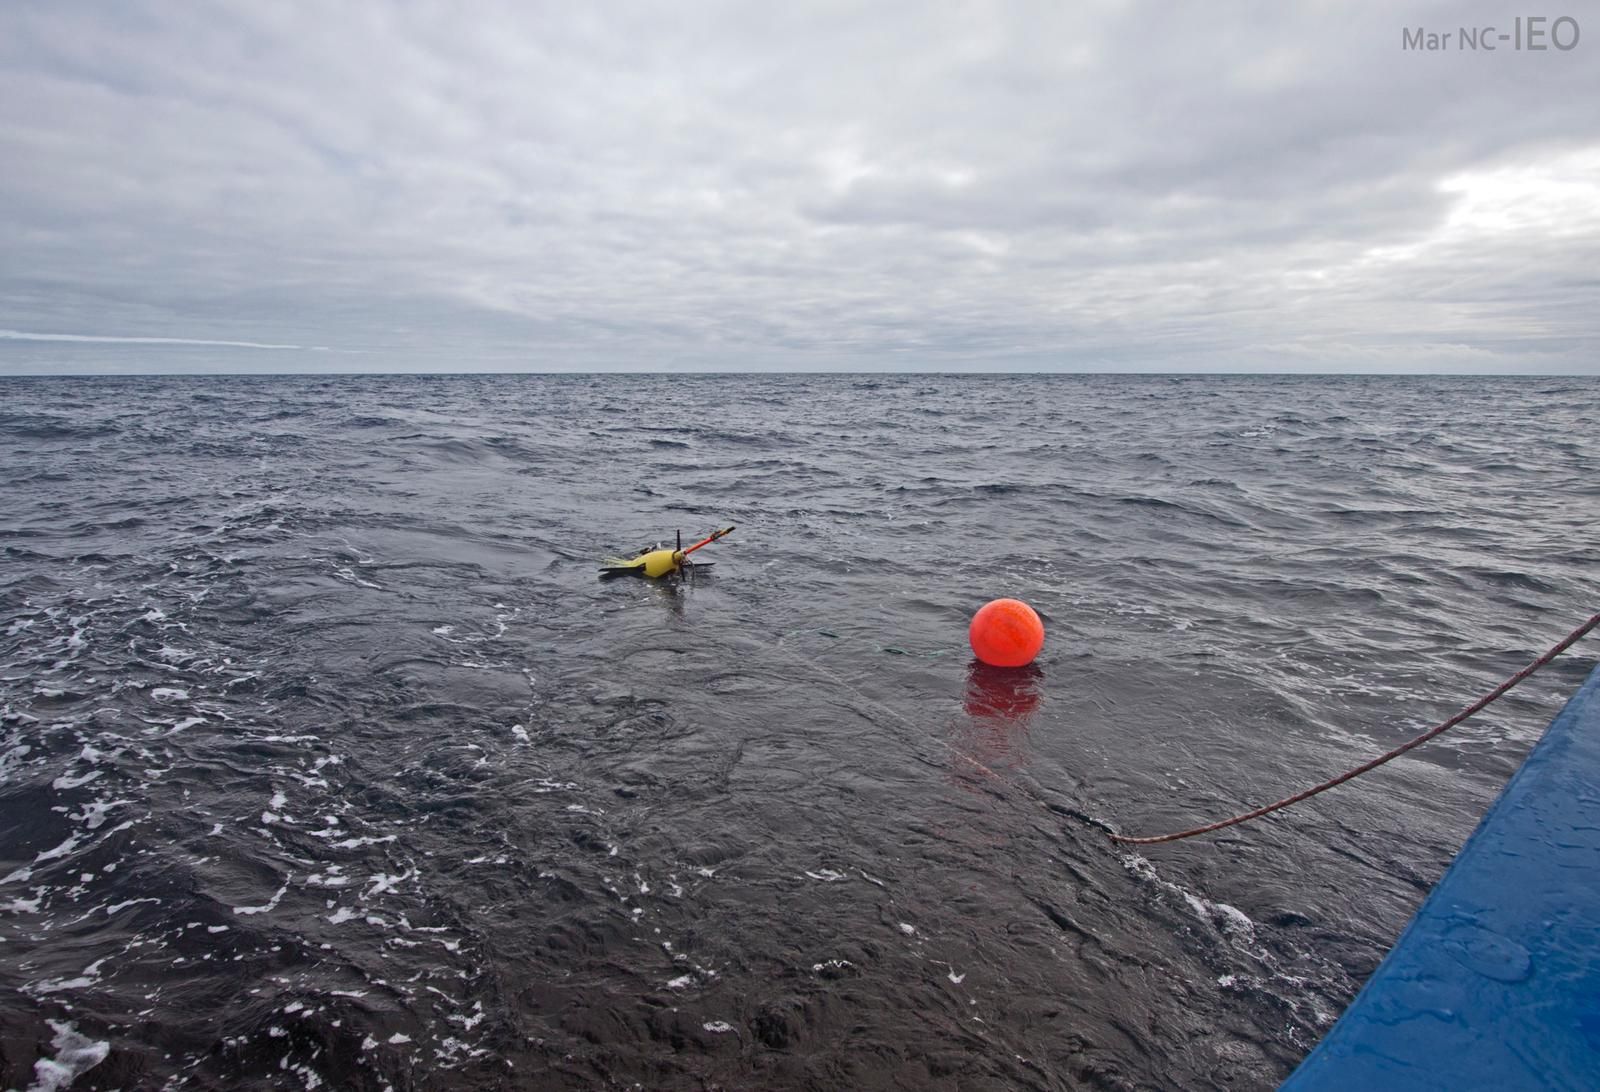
[969,598,1044,668]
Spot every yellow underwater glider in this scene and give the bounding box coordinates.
[599,526,734,579]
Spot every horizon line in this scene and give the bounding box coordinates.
[1,368,1595,379]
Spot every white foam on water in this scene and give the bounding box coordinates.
[1211,902,1256,939]
[1174,889,1256,944]
[447,1002,485,1032]
[1121,852,1262,958]
[329,835,395,849]
[233,880,289,916]
[35,835,82,862]
[702,1021,735,1034]
[150,688,189,702]
[51,770,101,790]
[27,1020,109,1092]
[32,975,96,995]
[803,868,847,882]
[1,742,35,781]
[364,869,416,898]
[104,897,159,915]
[70,799,127,829]
[333,567,382,590]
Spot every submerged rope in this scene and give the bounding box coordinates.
[1110,611,1600,846]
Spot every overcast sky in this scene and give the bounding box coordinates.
[2,1,1597,374]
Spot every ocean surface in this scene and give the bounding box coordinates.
[2,372,1596,1090]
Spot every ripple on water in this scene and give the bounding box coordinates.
[1,373,1596,1089]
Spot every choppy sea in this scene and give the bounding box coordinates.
[2,372,1597,1090]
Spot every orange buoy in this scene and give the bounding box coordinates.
[968,598,1045,668]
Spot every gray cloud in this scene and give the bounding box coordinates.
[1,0,1597,373]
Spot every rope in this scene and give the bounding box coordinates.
[1109,611,1600,846]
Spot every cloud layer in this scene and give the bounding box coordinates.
[2,1,1597,372]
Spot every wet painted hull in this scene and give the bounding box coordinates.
[1283,660,1600,1090]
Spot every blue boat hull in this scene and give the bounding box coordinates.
[1282,661,1600,1090]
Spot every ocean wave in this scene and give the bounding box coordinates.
[0,372,1595,1090]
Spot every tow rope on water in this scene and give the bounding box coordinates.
[1110,611,1600,846]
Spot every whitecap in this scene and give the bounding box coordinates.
[28,1020,108,1091]
[233,881,289,915]
[35,835,82,862]
[70,800,126,829]
[51,770,101,790]
[364,869,415,897]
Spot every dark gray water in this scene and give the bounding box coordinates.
[2,373,1596,1090]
